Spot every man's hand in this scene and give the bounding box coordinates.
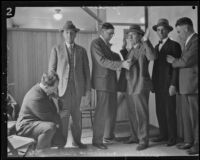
[169,85,177,96]
[142,28,150,41]
[166,55,175,64]
[122,59,132,70]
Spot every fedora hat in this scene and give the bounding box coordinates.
[125,24,144,36]
[152,18,173,32]
[60,20,80,32]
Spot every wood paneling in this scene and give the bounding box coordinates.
[7,29,128,127]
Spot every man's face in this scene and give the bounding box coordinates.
[63,29,76,44]
[102,29,114,42]
[127,32,141,46]
[156,26,169,40]
[45,80,59,97]
[176,25,187,41]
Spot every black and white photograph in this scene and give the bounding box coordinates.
[1,1,199,158]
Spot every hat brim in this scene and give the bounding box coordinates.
[125,29,144,36]
[152,24,173,32]
[59,28,80,32]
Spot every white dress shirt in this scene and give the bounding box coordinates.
[185,32,195,47]
[159,37,169,51]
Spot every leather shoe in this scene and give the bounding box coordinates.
[187,145,199,155]
[124,138,139,144]
[166,140,176,147]
[151,136,167,142]
[136,144,148,151]
[104,137,119,143]
[177,143,193,150]
[92,143,108,149]
[72,142,87,149]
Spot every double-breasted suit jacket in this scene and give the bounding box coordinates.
[48,43,91,98]
[152,38,182,93]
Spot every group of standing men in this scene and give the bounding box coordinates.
[15,17,198,155]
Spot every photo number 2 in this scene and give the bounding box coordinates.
[6,6,15,18]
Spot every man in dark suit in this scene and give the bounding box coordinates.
[48,21,91,149]
[16,72,65,153]
[167,17,198,155]
[90,23,131,149]
[151,19,182,146]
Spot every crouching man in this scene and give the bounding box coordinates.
[15,71,65,153]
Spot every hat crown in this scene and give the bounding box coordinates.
[157,18,169,25]
[129,24,142,30]
[63,21,76,30]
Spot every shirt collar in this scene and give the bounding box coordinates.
[185,32,195,46]
[65,42,74,48]
[100,35,108,44]
[160,37,169,45]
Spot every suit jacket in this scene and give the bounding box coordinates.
[91,37,122,92]
[172,33,198,94]
[16,84,63,136]
[48,43,91,97]
[152,38,182,93]
[125,40,156,95]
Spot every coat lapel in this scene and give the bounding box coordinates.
[159,38,171,53]
[185,33,197,50]
[61,42,69,64]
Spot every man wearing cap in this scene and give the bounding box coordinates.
[48,21,91,149]
[120,24,156,150]
[151,18,181,146]
[167,17,198,155]
[90,22,131,149]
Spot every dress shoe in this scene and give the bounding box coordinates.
[177,143,193,150]
[187,145,199,155]
[124,138,139,144]
[151,136,168,142]
[136,144,148,151]
[92,143,108,149]
[72,142,87,149]
[104,137,119,143]
[166,140,176,147]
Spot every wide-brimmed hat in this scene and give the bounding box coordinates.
[125,24,144,36]
[152,18,173,32]
[60,20,80,32]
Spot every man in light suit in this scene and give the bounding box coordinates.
[151,19,182,146]
[167,17,198,155]
[48,21,91,149]
[91,23,131,149]
[120,25,156,150]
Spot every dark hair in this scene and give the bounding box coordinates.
[175,17,193,27]
[101,22,114,30]
[41,71,59,87]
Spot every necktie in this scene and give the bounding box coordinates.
[69,45,73,55]
[158,40,163,51]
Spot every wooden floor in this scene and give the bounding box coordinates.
[22,122,198,157]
